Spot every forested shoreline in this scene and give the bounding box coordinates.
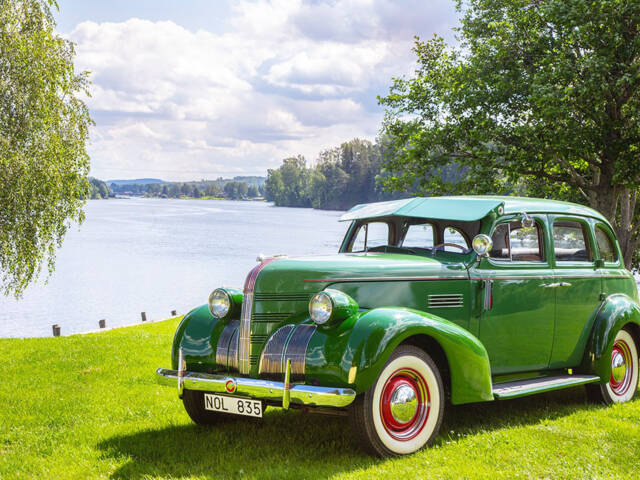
[264,139,406,210]
[87,177,266,200]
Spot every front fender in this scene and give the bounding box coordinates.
[305,307,493,405]
[171,304,226,372]
[580,294,640,382]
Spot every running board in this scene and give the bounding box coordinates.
[492,374,600,400]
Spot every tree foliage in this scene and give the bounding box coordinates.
[265,139,408,210]
[89,178,110,199]
[0,0,92,296]
[379,0,640,268]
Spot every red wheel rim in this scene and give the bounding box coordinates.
[610,339,633,396]
[379,368,430,441]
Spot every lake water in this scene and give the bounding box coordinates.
[0,199,345,337]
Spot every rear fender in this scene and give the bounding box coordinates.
[580,294,640,382]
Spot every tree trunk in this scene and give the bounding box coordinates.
[591,186,639,270]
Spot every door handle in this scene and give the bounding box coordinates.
[541,282,571,289]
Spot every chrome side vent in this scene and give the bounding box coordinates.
[255,292,311,302]
[428,294,463,308]
[252,312,293,323]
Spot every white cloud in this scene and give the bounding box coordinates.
[67,0,458,180]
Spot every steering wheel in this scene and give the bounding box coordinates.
[430,243,467,255]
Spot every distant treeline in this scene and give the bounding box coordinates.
[89,178,112,199]
[101,176,266,200]
[264,139,407,210]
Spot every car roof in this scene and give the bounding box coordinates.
[339,195,610,224]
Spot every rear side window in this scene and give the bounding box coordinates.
[351,222,389,252]
[595,226,618,263]
[553,220,592,262]
[490,221,544,261]
[402,223,435,249]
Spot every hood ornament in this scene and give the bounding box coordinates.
[256,253,288,263]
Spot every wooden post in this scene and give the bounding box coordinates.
[52,324,61,337]
[141,312,147,322]
[171,310,177,316]
[99,319,106,329]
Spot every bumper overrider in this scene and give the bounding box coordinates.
[155,354,356,409]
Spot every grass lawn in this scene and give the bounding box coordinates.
[1,318,639,480]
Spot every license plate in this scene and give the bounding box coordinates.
[203,393,262,418]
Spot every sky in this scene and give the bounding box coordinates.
[55,0,459,181]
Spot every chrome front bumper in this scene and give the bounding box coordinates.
[155,367,356,409]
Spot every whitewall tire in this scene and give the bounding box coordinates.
[349,344,444,457]
[587,328,639,405]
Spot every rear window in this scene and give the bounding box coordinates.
[595,226,618,263]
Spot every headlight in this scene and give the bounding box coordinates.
[209,288,231,318]
[309,289,358,326]
[309,291,333,324]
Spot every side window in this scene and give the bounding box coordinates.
[553,220,592,262]
[350,222,389,252]
[401,223,435,249]
[510,223,543,261]
[595,226,618,263]
[490,221,544,261]
[443,227,469,253]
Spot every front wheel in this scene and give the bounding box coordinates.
[349,345,445,457]
[586,328,639,404]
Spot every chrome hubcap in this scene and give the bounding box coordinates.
[389,384,418,424]
[380,368,431,441]
[611,351,627,383]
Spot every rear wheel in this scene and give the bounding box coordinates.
[586,329,639,405]
[349,345,444,457]
[182,390,235,424]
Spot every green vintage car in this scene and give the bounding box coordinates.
[156,196,640,456]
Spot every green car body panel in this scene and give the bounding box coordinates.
[165,196,639,408]
[305,307,493,404]
[581,294,640,382]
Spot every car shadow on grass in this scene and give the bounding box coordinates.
[97,387,601,479]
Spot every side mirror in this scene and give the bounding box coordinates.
[521,212,534,228]
[472,234,493,257]
[595,258,605,268]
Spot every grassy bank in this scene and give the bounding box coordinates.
[1,319,639,480]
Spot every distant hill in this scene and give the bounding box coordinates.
[107,178,165,186]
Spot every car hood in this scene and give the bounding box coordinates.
[253,253,469,293]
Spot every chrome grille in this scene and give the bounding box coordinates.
[428,294,464,308]
[259,324,316,381]
[216,320,240,371]
[237,291,254,374]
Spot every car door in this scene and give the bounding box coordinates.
[549,216,605,368]
[470,215,555,375]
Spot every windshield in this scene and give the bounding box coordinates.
[344,219,473,256]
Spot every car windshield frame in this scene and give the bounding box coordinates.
[340,217,479,257]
